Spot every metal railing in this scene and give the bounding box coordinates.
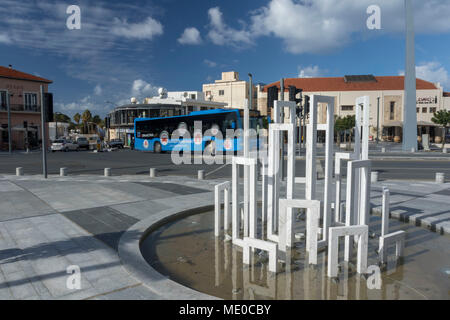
[0,104,40,112]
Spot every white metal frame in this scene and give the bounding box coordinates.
[232,156,257,247]
[306,95,335,246]
[279,199,321,265]
[344,160,372,261]
[267,123,295,243]
[378,188,405,263]
[328,225,368,278]
[214,181,231,237]
[243,237,278,273]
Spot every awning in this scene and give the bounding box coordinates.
[417,121,435,126]
[383,121,403,128]
[12,125,38,132]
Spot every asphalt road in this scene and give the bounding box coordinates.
[1,149,450,181]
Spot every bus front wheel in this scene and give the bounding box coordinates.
[154,142,162,153]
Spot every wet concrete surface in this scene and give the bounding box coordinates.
[141,210,450,300]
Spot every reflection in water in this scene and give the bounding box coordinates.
[140,210,450,300]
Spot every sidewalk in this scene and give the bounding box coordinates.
[0,173,448,299]
[0,174,219,299]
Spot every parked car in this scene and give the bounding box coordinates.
[76,137,90,150]
[51,139,79,152]
[108,139,124,149]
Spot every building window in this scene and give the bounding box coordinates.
[206,91,211,96]
[341,105,354,111]
[422,107,427,113]
[390,102,395,120]
[219,90,225,96]
[430,107,437,113]
[190,94,196,99]
[0,91,6,110]
[416,108,420,113]
[24,93,38,111]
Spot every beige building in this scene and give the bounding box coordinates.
[202,72,257,110]
[259,75,448,143]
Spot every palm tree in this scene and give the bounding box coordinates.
[81,110,92,134]
[431,110,450,149]
[73,113,81,125]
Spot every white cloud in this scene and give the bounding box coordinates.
[401,62,450,90]
[248,0,450,54]
[207,7,253,47]
[204,59,217,68]
[111,17,163,40]
[298,65,326,78]
[94,85,102,96]
[131,79,158,99]
[0,33,11,44]
[178,27,202,45]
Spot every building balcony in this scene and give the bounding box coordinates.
[0,104,41,113]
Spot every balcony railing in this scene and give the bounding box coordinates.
[0,104,41,112]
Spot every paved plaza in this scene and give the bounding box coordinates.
[0,172,448,299]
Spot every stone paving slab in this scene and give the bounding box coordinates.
[0,173,448,300]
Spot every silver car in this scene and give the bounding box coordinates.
[51,139,79,152]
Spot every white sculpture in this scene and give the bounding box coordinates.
[213,95,389,280]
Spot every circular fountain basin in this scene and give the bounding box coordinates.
[140,209,450,300]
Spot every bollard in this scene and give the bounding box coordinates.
[60,168,67,177]
[16,167,23,176]
[381,147,386,153]
[436,173,445,184]
[443,148,448,154]
[371,171,379,183]
[198,170,205,180]
[150,168,156,178]
[411,147,415,153]
[104,168,111,177]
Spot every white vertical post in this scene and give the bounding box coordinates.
[322,97,335,242]
[381,188,390,237]
[232,160,241,246]
[243,100,250,237]
[344,162,355,261]
[224,186,231,232]
[249,160,257,239]
[215,185,222,237]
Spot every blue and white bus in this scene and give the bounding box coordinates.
[134,109,263,153]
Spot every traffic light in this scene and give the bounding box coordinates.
[105,117,110,129]
[43,93,54,122]
[304,95,310,115]
[267,85,278,109]
[288,86,303,104]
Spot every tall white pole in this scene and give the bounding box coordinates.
[403,0,417,151]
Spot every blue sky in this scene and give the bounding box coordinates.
[1,0,450,118]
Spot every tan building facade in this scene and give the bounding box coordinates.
[0,65,51,150]
[202,72,257,110]
[259,76,447,143]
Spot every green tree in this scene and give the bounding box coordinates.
[431,110,450,149]
[81,109,92,134]
[54,113,71,123]
[73,113,81,125]
[335,115,355,149]
[92,115,102,124]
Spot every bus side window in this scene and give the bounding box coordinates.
[231,121,236,129]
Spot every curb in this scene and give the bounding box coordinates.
[117,196,219,300]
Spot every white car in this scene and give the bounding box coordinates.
[51,139,79,152]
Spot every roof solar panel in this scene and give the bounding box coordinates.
[344,75,377,83]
